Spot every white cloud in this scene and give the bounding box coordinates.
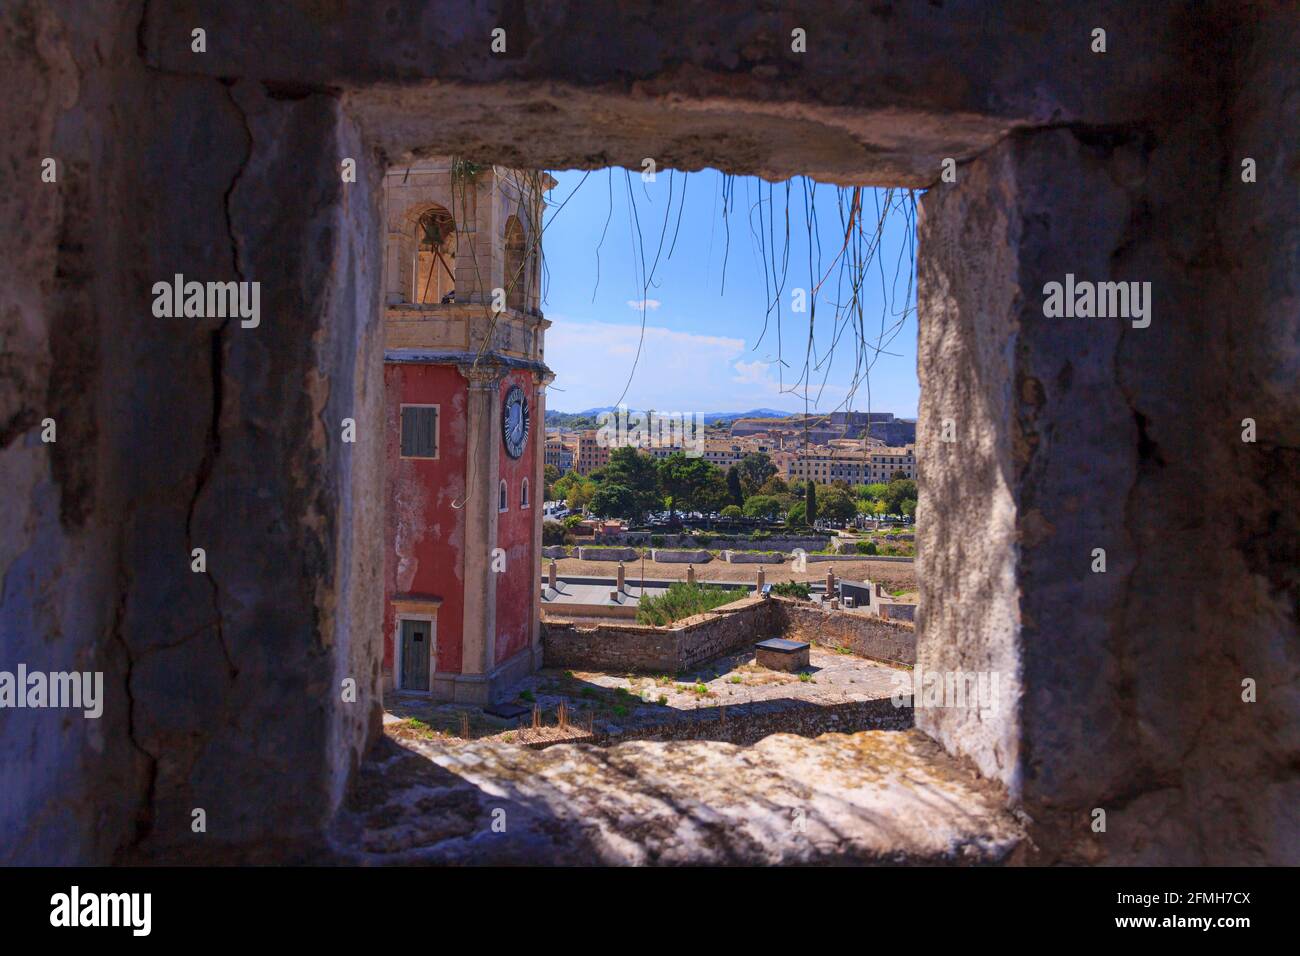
[541,317,891,415]
[545,319,779,411]
[732,359,771,385]
[626,298,661,311]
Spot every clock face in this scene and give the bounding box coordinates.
[502,384,530,459]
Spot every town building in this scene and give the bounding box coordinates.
[787,445,917,484]
[731,411,917,446]
[573,430,610,475]
[382,159,555,703]
[544,437,574,473]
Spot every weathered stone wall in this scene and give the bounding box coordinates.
[543,598,777,674]
[575,546,638,562]
[578,698,913,748]
[144,1,1191,188]
[676,599,776,671]
[804,552,906,564]
[720,550,783,563]
[1,0,384,864]
[775,600,917,667]
[542,620,679,674]
[917,3,1300,864]
[880,603,916,623]
[650,549,712,563]
[543,597,915,673]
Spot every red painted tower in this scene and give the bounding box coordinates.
[381,160,553,703]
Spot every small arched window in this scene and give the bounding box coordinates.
[521,478,530,509]
[499,479,508,512]
[414,205,456,304]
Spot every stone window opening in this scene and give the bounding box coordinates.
[414,205,457,304]
[504,215,526,312]
[34,7,1281,867]
[498,479,509,513]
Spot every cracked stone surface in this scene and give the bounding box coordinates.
[334,729,1023,865]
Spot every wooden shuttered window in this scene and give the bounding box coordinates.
[400,406,438,458]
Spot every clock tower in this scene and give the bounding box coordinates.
[380,159,554,704]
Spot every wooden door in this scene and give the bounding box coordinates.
[400,619,431,691]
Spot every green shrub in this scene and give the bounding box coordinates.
[650,534,665,547]
[720,505,742,519]
[636,581,741,626]
[542,520,567,546]
[695,534,713,547]
[856,541,878,555]
[770,580,812,601]
[750,530,771,541]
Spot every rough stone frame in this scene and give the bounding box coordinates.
[3,1,1294,865]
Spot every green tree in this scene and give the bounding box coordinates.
[589,482,638,521]
[696,468,731,516]
[860,481,889,501]
[657,453,719,519]
[737,453,777,498]
[564,476,596,513]
[725,465,744,506]
[884,477,918,516]
[819,485,857,523]
[901,498,917,520]
[543,463,561,501]
[805,480,819,525]
[742,494,781,519]
[757,475,790,497]
[786,500,807,527]
[720,504,742,519]
[599,446,661,523]
[552,469,582,502]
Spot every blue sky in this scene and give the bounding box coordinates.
[537,168,921,418]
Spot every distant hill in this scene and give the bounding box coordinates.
[706,408,796,422]
[546,407,798,425]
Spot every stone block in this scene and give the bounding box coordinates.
[651,548,712,563]
[755,638,811,672]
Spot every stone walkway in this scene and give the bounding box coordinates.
[385,647,910,746]
[333,729,1023,864]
